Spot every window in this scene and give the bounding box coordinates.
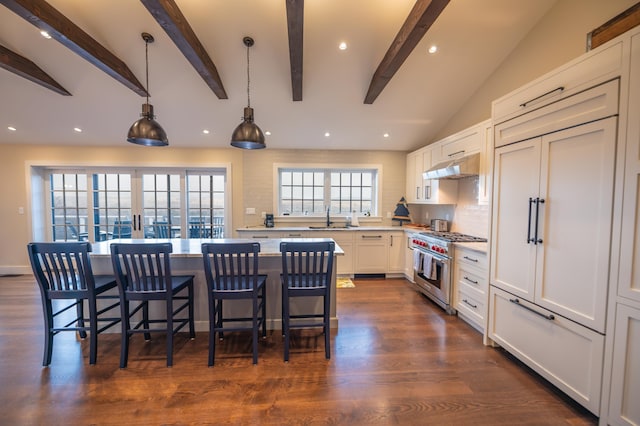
[278,167,378,216]
[45,168,227,241]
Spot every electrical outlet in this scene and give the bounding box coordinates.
[387,212,392,218]
[425,211,429,220]
[445,214,450,220]
[245,207,256,214]
[261,212,266,218]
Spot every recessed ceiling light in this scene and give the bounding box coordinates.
[324,132,331,137]
[338,42,347,50]
[428,45,438,54]
[265,131,271,136]
[383,133,390,138]
[7,126,16,131]
[40,30,52,39]
[73,127,82,133]
[202,129,210,134]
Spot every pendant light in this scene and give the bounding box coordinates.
[230,36,266,149]
[127,32,168,147]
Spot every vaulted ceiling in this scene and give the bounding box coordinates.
[0,0,557,151]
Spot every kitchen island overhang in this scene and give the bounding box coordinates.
[90,238,343,332]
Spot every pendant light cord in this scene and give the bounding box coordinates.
[246,42,251,108]
[145,39,150,105]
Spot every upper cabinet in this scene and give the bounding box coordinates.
[406,119,491,205]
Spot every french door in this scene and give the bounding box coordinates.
[48,168,226,241]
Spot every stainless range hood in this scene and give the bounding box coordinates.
[423,153,480,180]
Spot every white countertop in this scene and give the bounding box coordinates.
[237,226,402,232]
[91,238,344,257]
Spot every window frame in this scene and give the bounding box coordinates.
[274,163,381,219]
[35,166,229,242]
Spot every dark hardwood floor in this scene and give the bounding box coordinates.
[0,275,596,425]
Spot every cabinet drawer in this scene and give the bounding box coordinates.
[457,286,485,324]
[488,287,604,415]
[495,79,619,148]
[431,126,482,165]
[456,248,487,270]
[457,265,487,293]
[492,41,624,123]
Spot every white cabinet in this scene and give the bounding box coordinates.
[406,146,457,205]
[387,231,404,274]
[489,65,621,417]
[478,119,493,205]
[404,231,417,281]
[489,286,605,414]
[491,83,618,333]
[605,28,640,426]
[454,246,488,333]
[354,231,388,274]
[431,123,483,166]
[608,303,640,426]
[313,231,354,276]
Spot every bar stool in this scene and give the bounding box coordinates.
[202,242,267,365]
[27,242,121,366]
[110,242,195,368]
[280,241,335,361]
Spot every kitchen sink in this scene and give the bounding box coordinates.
[308,225,350,229]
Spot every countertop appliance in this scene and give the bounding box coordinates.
[264,214,274,228]
[430,219,448,232]
[410,231,487,314]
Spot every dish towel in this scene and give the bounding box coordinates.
[413,249,423,272]
[423,253,437,280]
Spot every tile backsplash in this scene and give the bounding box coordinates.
[408,176,489,238]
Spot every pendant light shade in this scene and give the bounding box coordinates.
[230,37,266,150]
[127,33,168,147]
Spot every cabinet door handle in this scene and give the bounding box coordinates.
[463,256,478,263]
[464,276,478,285]
[425,185,431,200]
[527,197,534,243]
[534,198,544,244]
[463,299,478,309]
[390,235,394,246]
[361,235,383,239]
[519,86,564,108]
[509,298,555,320]
[416,186,420,199]
[448,150,465,157]
[287,233,302,237]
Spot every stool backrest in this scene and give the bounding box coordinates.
[280,241,335,288]
[202,242,261,291]
[110,243,173,294]
[27,242,95,298]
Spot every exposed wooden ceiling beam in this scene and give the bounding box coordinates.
[140,0,228,100]
[364,0,449,104]
[286,0,304,101]
[0,0,147,96]
[0,44,70,95]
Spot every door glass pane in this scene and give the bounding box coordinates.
[143,173,181,238]
[92,173,132,240]
[186,172,226,238]
[49,173,88,241]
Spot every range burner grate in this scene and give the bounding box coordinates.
[421,231,487,243]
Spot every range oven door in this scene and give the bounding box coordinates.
[412,248,453,314]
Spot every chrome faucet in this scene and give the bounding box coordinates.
[326,206,332,227]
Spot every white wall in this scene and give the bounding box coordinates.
[434,0,639,140]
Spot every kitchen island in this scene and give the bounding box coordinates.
[90,238,343,332]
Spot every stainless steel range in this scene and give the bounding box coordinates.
[410,231,487,314]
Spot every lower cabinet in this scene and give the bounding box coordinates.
[354,231,388,274]
[313,231,354,276]
[387,231,404,274]
[454,246,488,332]
[489,286,605,415]
[607,303,640,425]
